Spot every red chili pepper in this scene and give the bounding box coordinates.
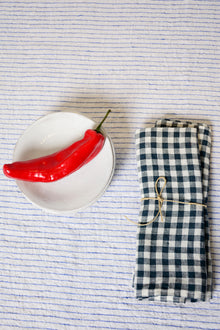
[3,110,111,182]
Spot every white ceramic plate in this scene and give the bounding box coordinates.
[13,111,115,214]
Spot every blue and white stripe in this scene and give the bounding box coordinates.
[0,0,220,329]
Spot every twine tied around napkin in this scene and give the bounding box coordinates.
[133,119,212,303]
[125,176,207,226]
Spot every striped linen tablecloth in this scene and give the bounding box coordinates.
[0,1,220,329]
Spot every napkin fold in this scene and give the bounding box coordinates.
[134,119,212,303]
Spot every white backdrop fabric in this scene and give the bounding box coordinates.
[0,1,220,329]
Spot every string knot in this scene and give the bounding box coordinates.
[125,176,207,227]
[157,196,164,204]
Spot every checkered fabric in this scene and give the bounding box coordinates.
[134,119,212,303]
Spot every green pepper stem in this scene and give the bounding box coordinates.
[95,109,111,133]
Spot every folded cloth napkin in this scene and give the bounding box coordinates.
[134,119,212,303]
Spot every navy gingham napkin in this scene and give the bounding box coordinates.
[134,119,212,303]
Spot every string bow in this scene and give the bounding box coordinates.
[125,176,207,226]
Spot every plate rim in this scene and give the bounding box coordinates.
[13,111,115,214]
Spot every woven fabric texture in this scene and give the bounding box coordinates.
[134,120,212,303]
